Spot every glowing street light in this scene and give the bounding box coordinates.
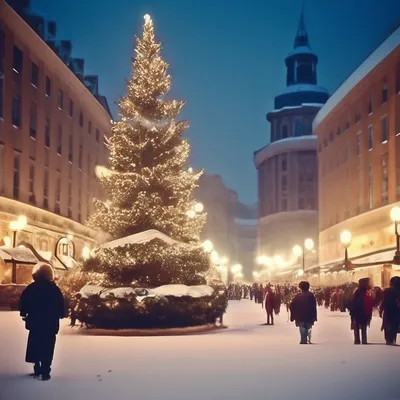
[194,202,204,213]
[304,238,314,251]
[82,246,90,261]
[186,210,196,218]
[231,264,243,275]
[220,256,228,265]
[292,238,314,271]
[203,240,213,253]
[292,245,302,258]
[340,230,352,263]
[211,251,219,264]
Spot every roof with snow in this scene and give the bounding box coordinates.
[313,26,400,130]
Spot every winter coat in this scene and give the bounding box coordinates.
[380,287,400,328]
[19,280,65,335]
[290,291,317,325]
[349,288,373,326]
[265,291,276,313]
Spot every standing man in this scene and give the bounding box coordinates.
[290,281,317,344]
[19,263,65,381]
[379,277,400,345]
[265,286,276,325]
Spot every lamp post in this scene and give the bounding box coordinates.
[390,206,400,262]
[340,230,352,265]
[9,216,27,283]
[292,238,314,272]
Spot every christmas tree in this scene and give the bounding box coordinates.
[78,14,216,289]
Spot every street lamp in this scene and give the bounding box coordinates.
[390,206,400,262]
[340,230,352,263]
[194,202,204,213]
[203,240,213,253]
[292,238,314,271]
[9,216,27,248]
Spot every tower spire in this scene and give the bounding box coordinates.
[294,0,309,48]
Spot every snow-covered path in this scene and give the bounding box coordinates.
[1,300,399,400]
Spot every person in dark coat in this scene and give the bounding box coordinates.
[265,286,276,325]
[290,281,317,344]
[19,262,65,381]
[379,276,400,345]
[349,277,373,345]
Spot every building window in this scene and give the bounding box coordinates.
[68,182,72,218]
[44,169,49,209]
[368,164,373,210]
[55,176,61,214]
[281,154,287,171]
[281,198,287,212]
[345,121,350,131]
[346,142,351,162]
[368,95,373,114]
[355,111,361,124]
[45,117,51,148]
[45,76,51,97]
[69,100,74,117]
[13,155,20,199]
[368,125,373,150]
[12,95,21,128]
[57,125,62,155]
[78,187,82,222]
[31,62,39,88]
[336,127,341,136]
[381,116,388,143]
[88,121,92,135]
[281,175,287,191]
[29,165,35,204]
[78,143,83,169]
[0,27,4,75]
[382,78,388,104]
[58,89,64,110]
[329,131,334,142]
[69,135,73,162]
[382,153,388,205]
[356,132,361,156]
[0,73,3,120]
[87,154,91,175]
[29,102,37,138]
[79,111,84,127]
[13,46,23,73]
[294,120,302,137]
[281,125,288,139]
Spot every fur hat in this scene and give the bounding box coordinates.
[32,262,54,282]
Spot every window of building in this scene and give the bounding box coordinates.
[13,155,20,199]
[78,143,83,169]
[44,169,49,209]
[69,135,73,162]
[87,154,91,175]
[68,182,72,218]
[368,125,373,150]
[58,89,63,110]
[45,117,51,148]
[368,164,373,210]
[318,143,322,153]
[382,78,388,104]
[29,102,37,138]
[345,121,350,131]
[382,153,388,205]
[345,142,351,162]
[368,95,373,115]
[78,187,82,222]
[281,154,287,171]
[0,73,3,120]
[328,131,333,142]
[13,46,23,73]
[356,132,361,156]
[323,137,328,148]
[281,175,287,191]
[55,176,61,214]
[336,127,341,136]
[57,125,62,155]
[29,165,35,204]
[79,111,84,127]
[45,76,51,97]
[0,27,4,74]
[381,116,388,143]
[31,62,39,88]
[12,95,21,128]
[281,198,287,212]
[355,111,361,124]
[88,121,92,135]
[281,125,288,139]
[294,120,302,137]
[68,100,74,117]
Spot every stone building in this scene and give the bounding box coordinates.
[314,26,400,287]
[254,8,328,272]
[0,1,111,282]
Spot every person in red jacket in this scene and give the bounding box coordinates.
[349,277,373,345]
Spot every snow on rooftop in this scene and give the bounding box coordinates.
[279,84,329,95]
[269,102,326,114]
[314,27,400,129]
[287,46,314,57]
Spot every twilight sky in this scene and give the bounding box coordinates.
[32,0,400,204]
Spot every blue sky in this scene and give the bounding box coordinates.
[32,0,400,204]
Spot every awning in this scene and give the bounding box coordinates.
[0,247,38,264]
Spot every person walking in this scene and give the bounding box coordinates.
[19,262,65,381]
[349,277,373,345]
[290,281,317,344]
[379,276,400,345]
[265,286,276,325]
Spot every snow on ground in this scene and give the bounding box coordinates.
[0,301,399,400]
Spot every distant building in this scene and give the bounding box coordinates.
[314,26,400,287]
[254,8,328,271]
[0,1,111,282]
[195,174,257,281]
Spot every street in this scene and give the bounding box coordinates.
[0,300,399,400]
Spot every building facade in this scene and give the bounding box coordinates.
[0,1,111,282]
[254,9,328,271]
[314,26,400,287]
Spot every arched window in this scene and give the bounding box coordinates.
[282,125,288,139]
[294,120,303,137]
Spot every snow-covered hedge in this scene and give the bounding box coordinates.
[0,284,27,310]
[69,284,227,329]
